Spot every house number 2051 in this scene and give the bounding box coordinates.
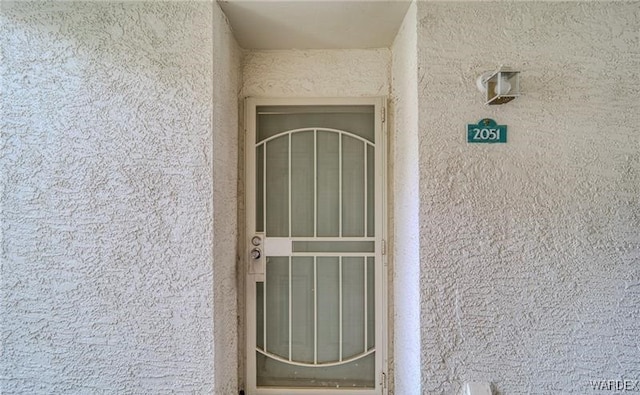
[467,119,507,143]
[472,128,501,140]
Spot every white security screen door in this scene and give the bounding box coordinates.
[245,98,386,395]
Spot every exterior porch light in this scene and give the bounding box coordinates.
[476,67,520,105]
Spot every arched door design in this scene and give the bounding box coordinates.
[245,98,387,395]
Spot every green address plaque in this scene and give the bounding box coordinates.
[467,118,507,143]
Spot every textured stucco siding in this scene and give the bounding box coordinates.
[417,2,640,394]
[390,3,421,394]
[242,49,390,98]
[212,4,241,394]
[1,2,239,393]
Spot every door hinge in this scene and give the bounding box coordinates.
[381,239,386,255]
[381,372,387,390]
[381,106,386,123]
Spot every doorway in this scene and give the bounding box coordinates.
[244,98,387,394]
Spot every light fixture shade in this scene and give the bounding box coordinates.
[477,68,520,105]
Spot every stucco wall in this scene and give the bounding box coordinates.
[212,4,242,394]
[417,2,640,394]
[390,3,421,394]
[1,2,239,393]
[242,49,390,98]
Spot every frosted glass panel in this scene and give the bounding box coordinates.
[342,257,365,358]
[256,257,376,388]
[253,104,378,390]
[256,144,264,233]
[367,144,375,237]
[257,282,264,350]
[317,257,339,363]
[342,136,365,237]
[291,257,314,363]
[257,105,375,143]
[367,257,375,351]
[256,352,375,388]
[293,241,375,253]
[291,132,314,237]
[266,257,289,357]
[266,137,289,237]
[316,132,339,237]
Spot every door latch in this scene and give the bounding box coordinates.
[248,233,265,275]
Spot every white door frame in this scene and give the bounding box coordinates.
[244,97,388,395]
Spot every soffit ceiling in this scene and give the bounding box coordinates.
[217,0,412,50]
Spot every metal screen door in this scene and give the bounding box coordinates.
[245,98,386,395]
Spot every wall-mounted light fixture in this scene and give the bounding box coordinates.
[476,67,520,105]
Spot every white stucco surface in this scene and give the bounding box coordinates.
[242,49,390,98]
[1,2,240,393]
[390,3,421,394]
[212,4,242,394]
[417,2,640,394]
[4,1,639,394]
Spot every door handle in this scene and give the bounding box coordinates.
[250,235,262,259]
[249,233,265,275]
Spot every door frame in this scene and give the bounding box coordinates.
[243,97,388,395]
